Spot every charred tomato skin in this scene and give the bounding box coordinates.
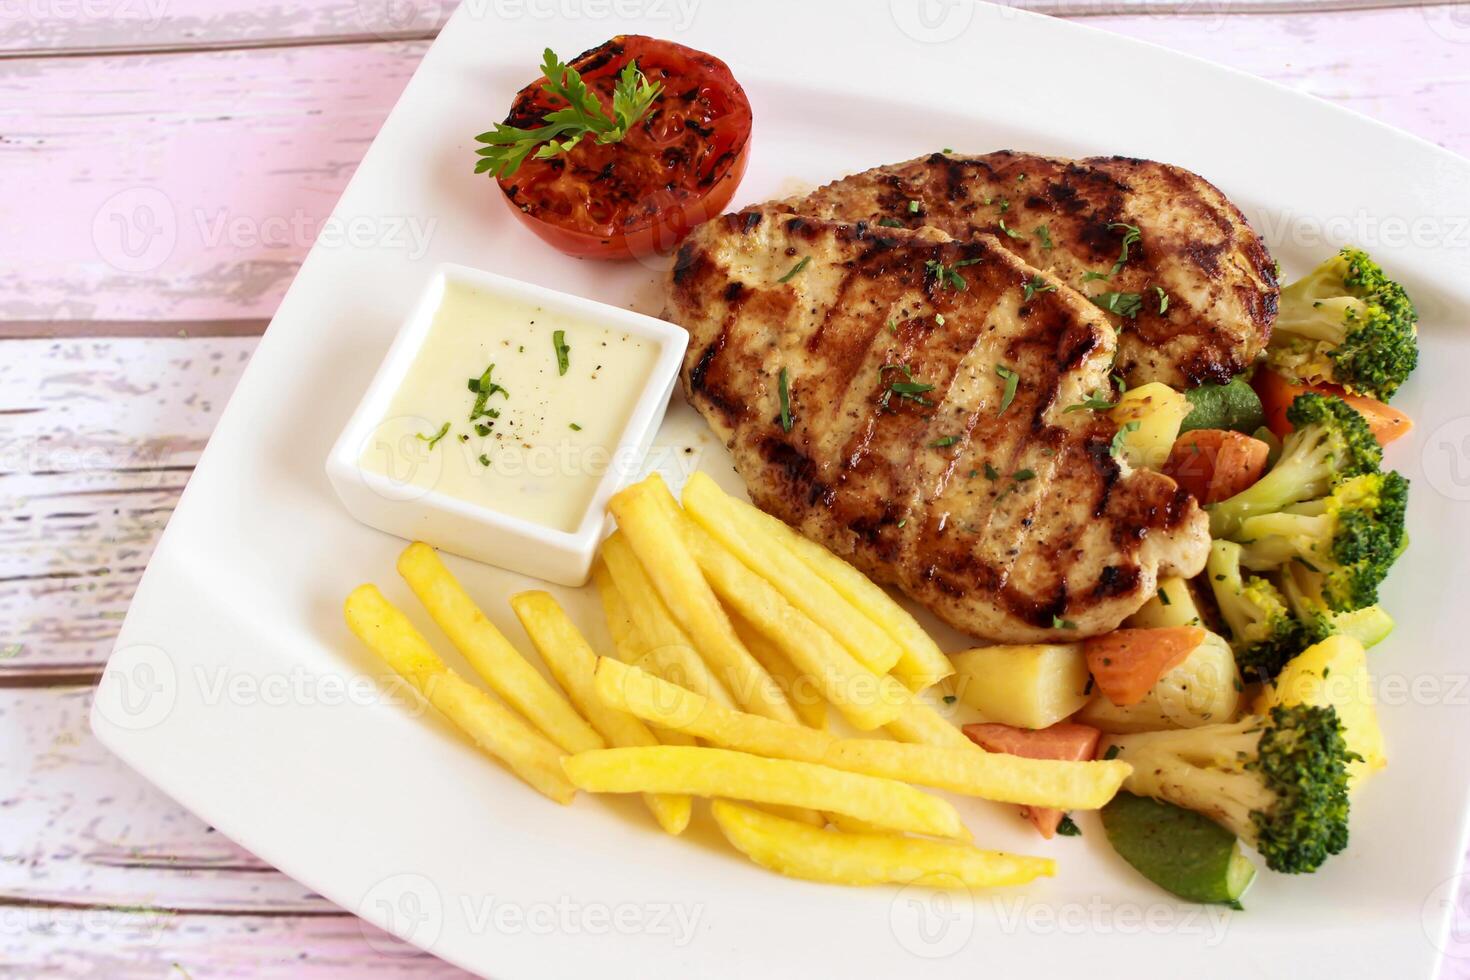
[497,35,752,260]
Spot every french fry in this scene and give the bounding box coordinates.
[562,746,966,839]
[590,559,643,661]
[510,591,690,835]
[885,699,978,752]
[396,543,603,755]
[607,478,797,723]
[599,532,735,707]
[736,499,954,690]
[631,480,908,731]
[589,559,699,751]
[730,614,827,730]
[343,585,575,804]
[595,658,1131,810]
[711,801,1054,889]
[683,472,901,675]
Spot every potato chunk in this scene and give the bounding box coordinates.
[950,643,1090,729]
[1109,381,1192,470]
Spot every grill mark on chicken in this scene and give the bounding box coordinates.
[665,210,1211,640]
[783,151,1278,389]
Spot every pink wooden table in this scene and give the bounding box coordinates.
[3,1,1467,975]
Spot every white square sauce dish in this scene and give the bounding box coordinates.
[326,264,688,585]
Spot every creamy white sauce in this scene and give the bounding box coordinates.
[359,282,659,533]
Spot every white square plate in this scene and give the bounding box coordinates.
[92,3,1470,978]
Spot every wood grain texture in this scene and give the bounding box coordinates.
[0,339,256,677]
[0,687,470,977]
[0,40,429,324]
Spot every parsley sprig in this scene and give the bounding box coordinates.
[474,49,662,178]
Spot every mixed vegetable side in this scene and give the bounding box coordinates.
[950,247,1417,904]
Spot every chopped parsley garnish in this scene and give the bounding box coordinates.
[777,256,811,283]
[996,197,1011,213]
[552,329,570,375]
[934,313,946,327]
[1055,815,1082,837]
[1106,222,1142,276]
[778,367,794,432]
[997,218,1023,239]
[1012,468,1035,482]
[475,423,492,436]
[879,363,935,409]
[569,422,582,431]
[1022,275,1056,301]
[942,694,957,704]
[1154,285,1169,314]
[1104,744,1121,761]
[887,318,898,334]
[1064,390,1117,413]
[1052,615,1078,630]
[415,422,450,449]
[1081,270,1110,283]
[1034,225,1054,250]
[930,435,959,448]
[1159,589,1173,607]
[925,257,982,291]
[994,364,1020,415]
[878,217,905,228]
[473,49,662,178]
[1090,291,1143,318]
[1111,420,1141,457]
[983,462,1000,481]
[478,453,491,466]
[469,364,508,420]
[908,200,921,213]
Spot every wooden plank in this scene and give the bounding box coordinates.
[2,915,470,978]
[0,0,1435,56]
[0,0,450,56]
[0,339,256,675]
[0,40,429,324]
[0,689,467,975]
[1089,7,1470,157]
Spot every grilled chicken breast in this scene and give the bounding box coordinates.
[784,151,1278,388]
[667,210,1210,642]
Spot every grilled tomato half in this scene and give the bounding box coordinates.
[484,36,751,260]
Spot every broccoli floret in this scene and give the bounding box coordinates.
[1235,472,1409,612]
[1103,704,1358,873]
[1267,248,1418,402]
[1207,540,1312,682]
[1279,561,1395,649]
[1209,393,1382,539]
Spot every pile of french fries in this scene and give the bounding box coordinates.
[343,473,1132,890]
